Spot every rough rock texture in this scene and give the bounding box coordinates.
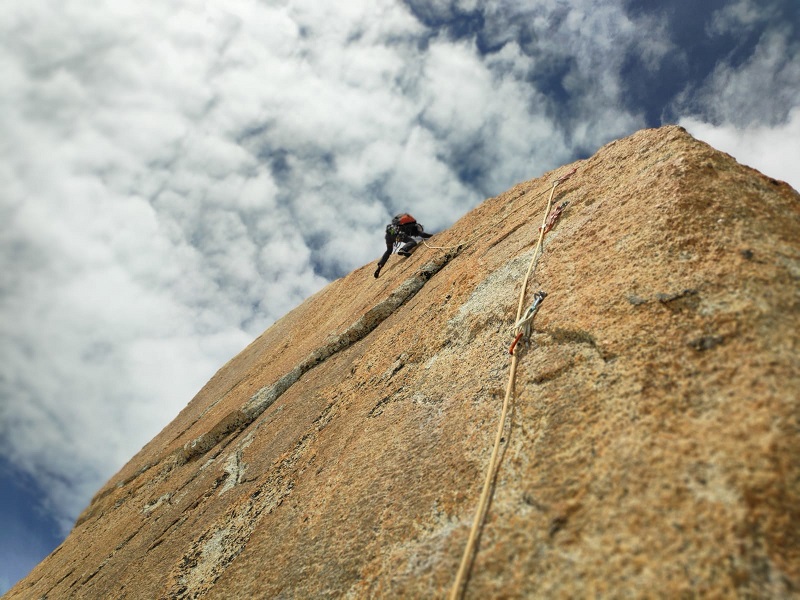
[10,126,799,599]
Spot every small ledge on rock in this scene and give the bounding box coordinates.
[142,493,171,515]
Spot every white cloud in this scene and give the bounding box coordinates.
[690,28,800,127]
[680,106,800,191]
[478,0,653,146]
[708,0,780,34]
[676,2,799,190]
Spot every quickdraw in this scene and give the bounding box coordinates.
[539,201,568,235]
[450,164,577,600]
[509,291,547,354]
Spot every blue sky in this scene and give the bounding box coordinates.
[1,0,798,592]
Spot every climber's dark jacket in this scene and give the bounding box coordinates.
[374,221,432,278]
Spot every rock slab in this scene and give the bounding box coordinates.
[9,126,799,599]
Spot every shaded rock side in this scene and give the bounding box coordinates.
[9,125,799,599]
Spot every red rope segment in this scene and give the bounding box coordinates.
[508,331,524,355]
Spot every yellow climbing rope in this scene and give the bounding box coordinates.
[448,167,576,600]
[423,181,557,253]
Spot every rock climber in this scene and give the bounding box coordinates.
[373,213,433,278]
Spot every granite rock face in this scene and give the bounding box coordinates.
[10,126,799,599]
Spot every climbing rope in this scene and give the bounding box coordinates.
[423,173,571,254]
[448,166,576,600]
[509,291,547,355]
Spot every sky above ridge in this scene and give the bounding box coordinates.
[1,0,798,591]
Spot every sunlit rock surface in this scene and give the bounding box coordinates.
[10,126,799,599]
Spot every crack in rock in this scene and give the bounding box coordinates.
[165,433,313,599]
[74,251,458,536]
[142,493,172,515]
[177,251,458,466]
[219,433,255,495]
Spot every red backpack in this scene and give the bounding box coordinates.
[392,213,416,226]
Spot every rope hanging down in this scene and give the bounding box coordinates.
[448,166,576,600]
